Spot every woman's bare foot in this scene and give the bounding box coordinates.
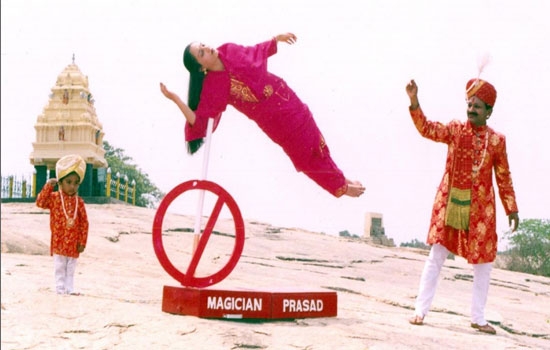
[345,180,365,197]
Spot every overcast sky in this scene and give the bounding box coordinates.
[2,0,549,247]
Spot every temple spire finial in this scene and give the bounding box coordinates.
[72,53,75,64]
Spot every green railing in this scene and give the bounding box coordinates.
[1,171,137,205]
[1,175,32,199]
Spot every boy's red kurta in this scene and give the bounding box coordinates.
[36,183,89,258]
[410,107,518,263]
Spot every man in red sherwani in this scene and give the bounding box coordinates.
[405,78,519,334]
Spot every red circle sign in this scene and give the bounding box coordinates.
[152,180,245,288]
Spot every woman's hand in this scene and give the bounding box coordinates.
[275,33,297,45]
[160,82,196,125]
[160,82,176,101]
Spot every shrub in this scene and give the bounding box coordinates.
[502,218,550,277]
[400,238,430,250]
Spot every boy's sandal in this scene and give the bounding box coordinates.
[471,323,496,335]
[408,315,424,325]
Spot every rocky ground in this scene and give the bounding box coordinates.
[1,202,549,349]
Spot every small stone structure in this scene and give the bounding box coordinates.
[29,55,108,196]
[363,212,395,247]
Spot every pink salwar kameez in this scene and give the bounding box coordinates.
[185,38,348,197]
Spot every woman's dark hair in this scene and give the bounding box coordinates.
[183,43,205,154]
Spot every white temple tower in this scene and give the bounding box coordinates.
[29,55,108,196]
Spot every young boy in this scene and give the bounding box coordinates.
[36,154,89,295]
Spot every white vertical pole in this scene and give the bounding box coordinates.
[192,117,215,253]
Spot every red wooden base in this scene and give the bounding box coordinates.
[162,285,337,319]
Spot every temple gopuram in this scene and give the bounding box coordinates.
[29,55,108,197]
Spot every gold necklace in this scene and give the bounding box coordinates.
[60,191,78,228]
[472,131,489,173]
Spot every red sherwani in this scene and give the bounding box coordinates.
[185,38,347,197]
[410,107,518,263]
[36,183,89,258]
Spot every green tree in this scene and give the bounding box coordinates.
[503,218,550,277]
[103,141,164,208]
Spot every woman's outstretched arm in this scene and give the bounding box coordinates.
[160,82,196,125]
